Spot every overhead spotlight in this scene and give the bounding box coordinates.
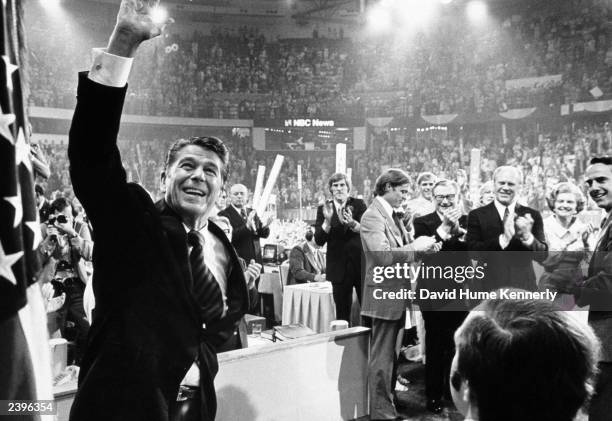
[367,5,392,34]
[398,0,437,25]
[151,6,168,25]
[40,0,61,10]
[466,0,487,23]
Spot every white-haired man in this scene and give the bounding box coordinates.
[466,166,547,292]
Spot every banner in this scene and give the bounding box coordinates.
[335,143,347,174]
[505,74,562,90]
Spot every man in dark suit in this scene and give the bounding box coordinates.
[218,183,271,266]
[314,172,366,323]
[67,4,248,421]
[413,179,468,414]
[287,227,326,285]
[466,166,547,292]
[361,169,440,421]
[571,156,612,421]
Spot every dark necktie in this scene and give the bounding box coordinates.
[240,208,247,220]
[392,212,407,245]
[187,230,224,324]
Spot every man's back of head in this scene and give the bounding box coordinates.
[451,295,600,421]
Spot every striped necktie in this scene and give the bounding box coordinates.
[187,230,224,324]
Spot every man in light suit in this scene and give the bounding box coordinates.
[68,3,248,420]
[571,156,612,421]
[315,172,367,322]
[466,166,547,292]
[287,227,326,285]
[361,169,440,421]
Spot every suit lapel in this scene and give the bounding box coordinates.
[486,201,504,232]
[373,199,403,247]
[155,200,200,324]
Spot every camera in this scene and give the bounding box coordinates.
[48,215,68,225]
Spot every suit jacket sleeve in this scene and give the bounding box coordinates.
[466,210,502,258]
[289,247,316,283]
[314,205,329,247]
[576,236,612,309]
[413,217,432,239]
[361,209,415,266]
[68,73,131,231]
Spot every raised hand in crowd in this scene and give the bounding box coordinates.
[107,0,173,58]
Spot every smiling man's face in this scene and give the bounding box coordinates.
[585,163,612,212]
[161,145,223,228]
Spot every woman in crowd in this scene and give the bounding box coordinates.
[540,182,594,309]
[477,181,494,208]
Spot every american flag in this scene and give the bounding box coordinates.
[0,0,53,416]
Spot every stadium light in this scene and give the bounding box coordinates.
[151,6,168,25]
[367,5,392,34]
[40,0,61,10]
[466,0,487,23]
[398,0,437,25]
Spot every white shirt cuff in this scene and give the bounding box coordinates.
[88,48,133,88]
[499,234,510,249]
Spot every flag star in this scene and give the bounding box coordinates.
[2,56,18,92]
[15,128,32,172]
[25,219,43,251]
[0,109,15,144]
[0,241,23,286]
[4,191,22,228]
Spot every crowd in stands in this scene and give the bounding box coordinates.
[34,116,612,216]
[26,0,612,120]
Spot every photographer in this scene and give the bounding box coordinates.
[39,197,93,365]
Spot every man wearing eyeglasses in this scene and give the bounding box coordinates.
[413,179,469,414]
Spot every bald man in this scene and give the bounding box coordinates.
[466,166,547,292]
[218,184,271,265]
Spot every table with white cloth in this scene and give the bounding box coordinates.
[281,282,336,333]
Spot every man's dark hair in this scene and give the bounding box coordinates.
[453,296,600,421]
[327,172,351,193]
[374,169,410,197]
[164,136,230,182]
[590,156,612,166]
[35,184,44,196]
[51,197,71,213]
